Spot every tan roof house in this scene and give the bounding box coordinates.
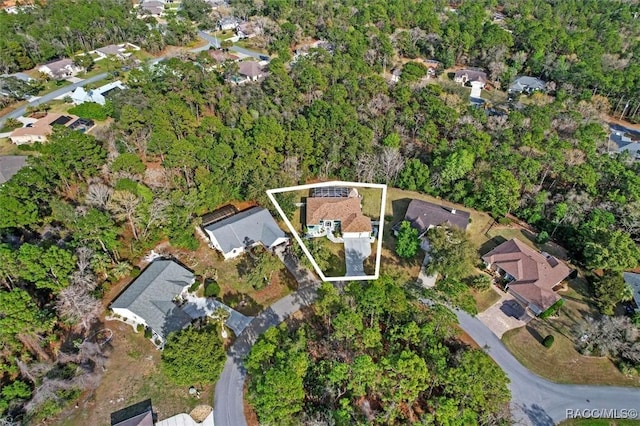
[207,49,240,63]
[38,58,84,80]
[237,61,264,82]
[454,69,487,88]
[306,188,372,239]
[9,113,93,145]
[482,238,572,315]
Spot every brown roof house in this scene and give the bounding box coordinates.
[38,58,84,80]
[482,238,572,315]
[236,61,265,82]
[207,49,240,64]
[454,69,487,88]
[306,187,372,239]
[396,199,470,237]
[9,113,85,145]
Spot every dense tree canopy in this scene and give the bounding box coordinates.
[246,278,511,424]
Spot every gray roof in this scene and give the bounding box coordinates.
[509,76,546,93]
[97,44,122,56]
[238,61,262,77]
[203,206,286,254]
[111,260,194,340]
[624,272,640,304]
[0,156,27,184]
[402,199,470,234]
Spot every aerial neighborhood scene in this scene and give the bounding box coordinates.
[2,0,640,425]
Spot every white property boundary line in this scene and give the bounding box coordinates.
[266,181,387,282]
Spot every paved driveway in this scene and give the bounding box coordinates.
[343,237,371,276]
[477,291,532,338]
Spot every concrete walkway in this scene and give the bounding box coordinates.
[476,289,532,338]
[417,252,437,288]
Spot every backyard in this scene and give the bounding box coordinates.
[49,320,213,426]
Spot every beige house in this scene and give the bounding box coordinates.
[10,113,79,144]
[38,58,84,80]
[306,188,372,239]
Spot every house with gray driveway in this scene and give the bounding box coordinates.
[482,238,572,316]
[203,206,289,260]
[110,259,195,347]
[38,58,84,80]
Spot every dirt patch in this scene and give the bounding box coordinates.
[190,405,212,422]
[50,320,212,426]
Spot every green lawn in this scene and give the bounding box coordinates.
[358,187,383,219]
[472,286,502,312]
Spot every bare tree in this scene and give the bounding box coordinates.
[355,153,377,183]
[85,183,113,209]
[378,147,404,184]
[140,198,170,240]
[55,284,102,332]
[575,315,640,364]
[108,190,141,241]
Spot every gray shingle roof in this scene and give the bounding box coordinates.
[509,76,546,93]
[402,199,470,234]
[111,260,194,340]
[0,156,27,184]
[203,206,287,254]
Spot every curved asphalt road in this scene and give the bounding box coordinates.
[213,251,319,426]
[214,262,640,426]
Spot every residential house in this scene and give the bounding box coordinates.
[203,206,289,260]
[0,155,27,184]
[482,238,572,315]
[608,129,640,159]
[94,43,139,61]
[236,61,264,82]
[70,80,126,105]
[218,16,240,31]
[508,76,546,95]
[395,199,470,237]
[623,272,640,312]
[236,21,260,39]
[9,113,91,144]
[139,1,165,17]
[453,69,487,88]
[110,259,195,346]
[306,187,372,239]
[207,49,239,64]
[38,58,84,80]
[111,399,155,426]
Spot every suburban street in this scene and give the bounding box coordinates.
[197,31,268,59]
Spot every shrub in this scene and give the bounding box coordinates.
[542,335,555,348]
[539,299,564,319]
[189,281,200,292]
[136,323,144,333]
[470,274,492,291]
[205,280,220,298]
[144,327,152,339]
[536,230,549,244]
[497,217,512,225]
[68,101,110,120]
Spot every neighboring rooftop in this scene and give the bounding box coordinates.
[509,76,546,93]
[401,199,470,234]
[306,196,372,233]
[10,113,79,139]
[110,260,194,341]
[96,44,122,56]
[203,206,287,254]
[482,238,572,311]
[111,399,155,426]
[454,69,487,84]
[238,61,262,77]
[201,204,239,227]
[0,155,27,184]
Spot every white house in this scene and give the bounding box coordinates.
[110,259,195,347]
[70,80,126,105]
[203,206,289,260]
